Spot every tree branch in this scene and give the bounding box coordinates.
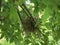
[20,4,36,25]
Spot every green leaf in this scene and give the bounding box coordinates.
[42,7,52,23]
[45,22,52,30]
[15,0,26,5]
[9,6,20,23]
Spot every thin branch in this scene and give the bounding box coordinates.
[17,8,24,25]
[20,4,36,25]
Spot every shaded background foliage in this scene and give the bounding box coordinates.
[0,0,60,45]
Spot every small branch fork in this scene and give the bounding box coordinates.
[16,4,46,37]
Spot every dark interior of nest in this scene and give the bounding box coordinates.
[21,17,39,34]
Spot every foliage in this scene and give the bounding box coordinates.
[0,0,60,45]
